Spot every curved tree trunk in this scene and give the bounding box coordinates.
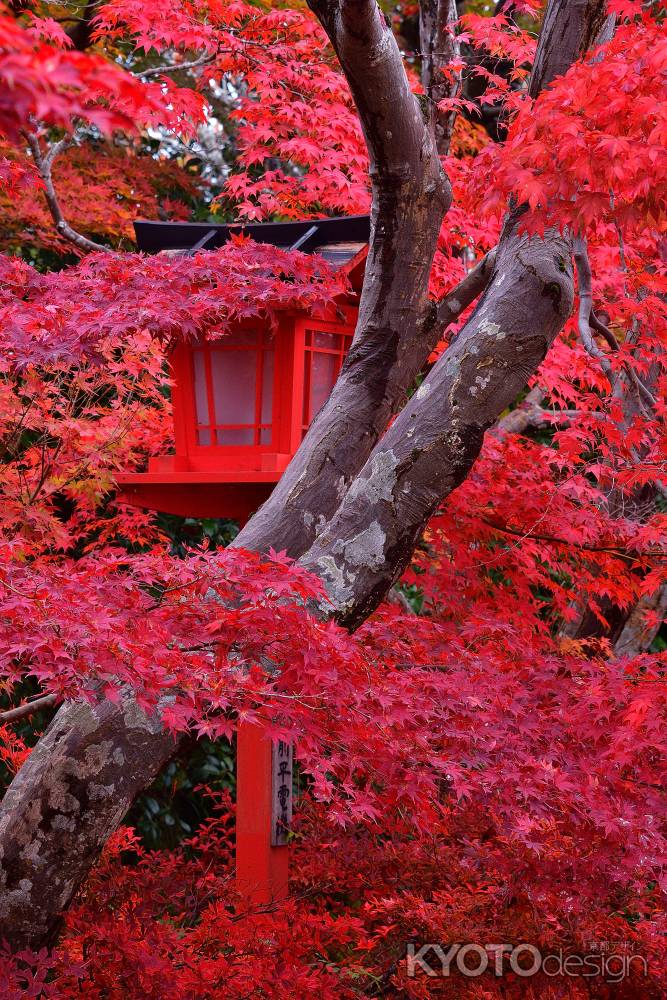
[301,212,574,628]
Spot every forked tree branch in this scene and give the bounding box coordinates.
[24,130,113,255]
[301,215,575,628]
[297,1,614,628]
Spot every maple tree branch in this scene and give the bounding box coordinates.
[301,220,576,628]
[495,386,546,434]
[587,311,656,409]
[479,517,664,561]
[614,584,667,657]
[24,130,114,255]
[529,0,611,97]
[589,308,656,411]
[136,54,217,79]
[589,309,620,351]
[625,361,657,411]
[0,694,58,723]
[495,390,608,435]
[236,0,451,557]
[574,235,654,410]
[299,1,613,629]
[436,248,496,328]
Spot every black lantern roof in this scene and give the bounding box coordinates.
[133,214,371,269]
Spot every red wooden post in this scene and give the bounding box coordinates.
[236,723,289,905]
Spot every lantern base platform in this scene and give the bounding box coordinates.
[116,471,278,520]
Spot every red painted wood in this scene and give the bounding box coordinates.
[236,723,289,906]
[117,306,358,516]
[114,478,274,520]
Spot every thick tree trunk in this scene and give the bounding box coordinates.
[301,213,574,628]
[0,0,610,950]
[0,693,176,948]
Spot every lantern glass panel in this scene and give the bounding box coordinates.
[302,327,353,432]
[259,347,275,444]
[191,330,275,447]
[193,350,211,445]
[313,331,341,351]
[212,349,256,445]
[310,352,339,416]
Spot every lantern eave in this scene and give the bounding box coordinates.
[115,472,280,522]
[117,469,289,486]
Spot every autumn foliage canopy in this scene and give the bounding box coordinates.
[0,0,665,996]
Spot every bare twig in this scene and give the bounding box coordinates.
[0,695,58,724]
[23,130,113,255]
[480,517,665,562]
[136,54,217,79]
[573,234,615,388]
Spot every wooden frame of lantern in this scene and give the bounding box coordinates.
[117,217,368,523]
[118,309,358,520]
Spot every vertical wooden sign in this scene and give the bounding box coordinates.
[236,725,290,904]
[271,739,293,847]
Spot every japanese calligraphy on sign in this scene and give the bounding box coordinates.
[271,740,293,847]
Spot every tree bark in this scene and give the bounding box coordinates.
[614,585,667,658]
[529,0,610,98]
[0,692,177,948]
[0,0,610,950]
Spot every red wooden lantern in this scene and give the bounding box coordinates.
[117,215,369,909]
[117,215,369,523]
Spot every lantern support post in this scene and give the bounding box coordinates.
[235,723,290,907]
